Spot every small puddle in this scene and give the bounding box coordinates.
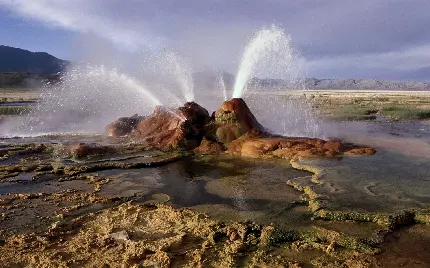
[97,155,312,226]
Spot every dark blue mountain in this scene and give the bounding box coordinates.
[0,45,67,73]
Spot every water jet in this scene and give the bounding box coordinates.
[233,25,297,99]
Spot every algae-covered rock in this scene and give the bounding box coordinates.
[213,98,266,144]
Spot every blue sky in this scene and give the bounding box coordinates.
[0,8,73,58]
[1,0,430,81]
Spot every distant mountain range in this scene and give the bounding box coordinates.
[196,73,430,91]
[0,45,67,74]
[303,77,430,90]
[246,77,430,91]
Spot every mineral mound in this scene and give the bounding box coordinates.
[132,102,211,150]
[105,98,375,158]
[105,114,145,137]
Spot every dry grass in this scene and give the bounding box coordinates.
[300,90,430,121]
[0,89,40,102]
[0,106,31,115]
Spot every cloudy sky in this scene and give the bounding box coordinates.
[1,0,430,81]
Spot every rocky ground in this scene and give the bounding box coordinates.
[1,97,430,267]
[0,139,429,267]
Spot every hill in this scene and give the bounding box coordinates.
[0,45,67,74]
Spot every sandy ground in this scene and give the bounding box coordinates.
[0,90,40,101]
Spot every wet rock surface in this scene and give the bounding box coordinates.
[105,114,145,137]
[69,143,117,158]
[0,140,429,267]
[212,98,375,158]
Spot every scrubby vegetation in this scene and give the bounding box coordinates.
[380,106,430,120]
[310,91,430,121]
[0,106,31,115]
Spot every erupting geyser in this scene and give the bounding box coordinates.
[2,65,163,136]
[151,51,195,103]
[233,25,297,99]
[218,74,228,101]
[229,25,322,138]
[2,25,319,141]
[100,24,374,157]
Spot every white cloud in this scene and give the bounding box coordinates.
[306,44,430,76]
[2,0,430,80]
[0,0,163,50]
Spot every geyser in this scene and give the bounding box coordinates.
[8,65,162,135]
[219,74,228,101]
[229,25,323,138]
[149,51,195,103]
[2,25,319,140]
[233,25,297,98]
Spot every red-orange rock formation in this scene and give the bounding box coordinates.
[209,98,375,158]
[105,114,145,137]
[131,102,210,150]
[209,98,267,144]
[226,137,373,159]
[105,98,376,158]
[194,138,224,154]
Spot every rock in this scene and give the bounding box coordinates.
[70,143,116,158]
[105,98,376,158]
[132,102,210,150]
[344,147,376,156]
[194,138,225,154]
[212,98,266,143]
[227,136,375,159]
[259,225,276,247]
[105,114,145,137]
[108,230,130,242]
[323,140,342,153]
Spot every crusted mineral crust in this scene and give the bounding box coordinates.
[194,138,225,154]
[0,202,386,267]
